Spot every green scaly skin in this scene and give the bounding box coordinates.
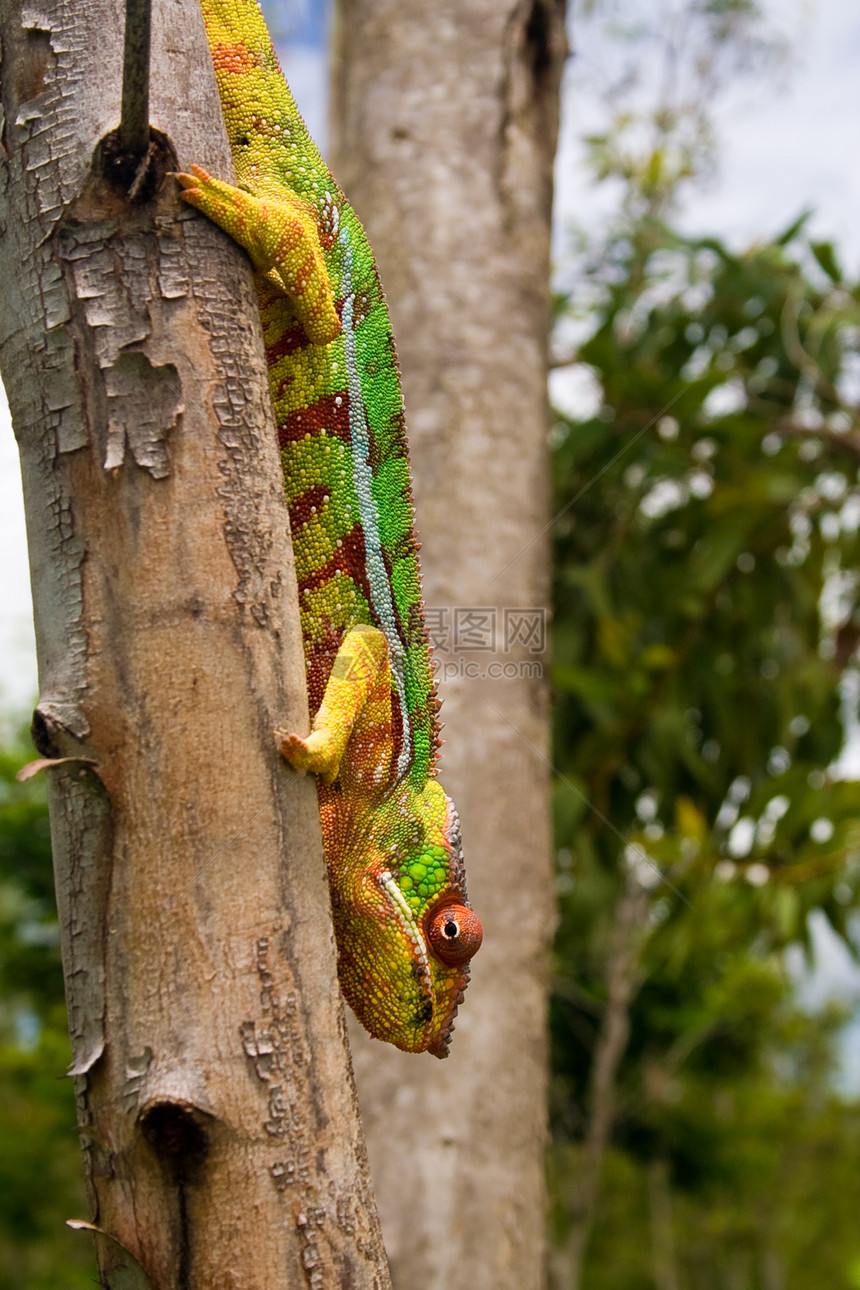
[177,0,482,1056]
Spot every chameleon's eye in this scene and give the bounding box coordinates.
[427,904,483,967]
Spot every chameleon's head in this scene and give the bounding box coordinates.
[329,781,483,1057]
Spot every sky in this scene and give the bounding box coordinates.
[678,0,860,271]
[555,0,860,273]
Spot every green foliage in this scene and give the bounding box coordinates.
[552,215,860,932]
[0,722,95,1288]
[0,735,62,1033]
[550,210,860,1277]
[550,15,860,1271]
[554,1063,860,1289]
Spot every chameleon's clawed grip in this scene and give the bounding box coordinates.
[175,165,341,345]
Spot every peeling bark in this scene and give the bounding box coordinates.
[330,3,567,1288]
[0,0,391,1285]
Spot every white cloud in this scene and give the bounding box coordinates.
[555,0,860,271]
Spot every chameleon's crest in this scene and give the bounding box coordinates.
[182,0,482,1054]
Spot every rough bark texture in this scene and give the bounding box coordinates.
[330,3,567,1287]
[0,0,390,1285]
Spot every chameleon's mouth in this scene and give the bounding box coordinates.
[378,869,436,1049]
[426,963,470,1059]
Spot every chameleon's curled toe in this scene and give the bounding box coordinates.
[173,165,214,206]
[275,727,341,785]
[174,164,208,186]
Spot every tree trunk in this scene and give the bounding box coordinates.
[549,875,648,1290]
[648,1157,681,1290]
[330,3,567,1288]
[0,0,390,1285]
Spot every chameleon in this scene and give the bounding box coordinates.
[176,0,482,1056]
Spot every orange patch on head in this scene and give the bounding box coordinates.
[211,41,261,75]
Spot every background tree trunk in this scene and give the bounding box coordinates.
[0,0,390,1284]
[648,1157,681,1290]
[330,2,567,1287]
[550,875,647,1290]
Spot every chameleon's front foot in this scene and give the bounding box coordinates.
[175,165,341,346]
[275,727,341,786]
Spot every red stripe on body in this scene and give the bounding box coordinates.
[289,484,331,532]
[266,317,310,367]
[278,392,351,448]
[295,520,368,596]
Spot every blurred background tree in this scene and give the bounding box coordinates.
[548,2,860,1287]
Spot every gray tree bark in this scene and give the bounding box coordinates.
[0,0,390,1285]
[330,3,567,1287]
